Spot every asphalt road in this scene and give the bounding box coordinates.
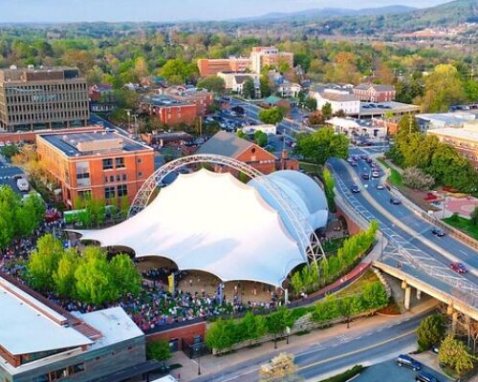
[193,310,431,382]
[0,154,24,194]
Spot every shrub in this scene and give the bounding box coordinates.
[402,167,435,190]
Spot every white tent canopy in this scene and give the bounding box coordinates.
[76,169,326,287]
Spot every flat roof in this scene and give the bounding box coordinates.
[75,307,144,350]
[428,127,478,142]
[39,131,152,157]
[0,276,92,356]
[359,101,420,115]
[142,95,193,107]
[417,113,477,125]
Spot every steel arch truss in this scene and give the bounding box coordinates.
[129,154,326,266]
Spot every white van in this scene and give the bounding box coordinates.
[16,178,29,192]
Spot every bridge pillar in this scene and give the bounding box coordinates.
[416,290,422,300]
[452,311,459,336]
[404,286,412,311]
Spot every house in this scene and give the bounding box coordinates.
[310,88,360,115]
[353,83,396,102]
[217,72,260,95]
[140,95,197,126]
[89,84,114,102]
[278,82,301,98]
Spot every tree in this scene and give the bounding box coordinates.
[260,76,271,98]
[308,111,324,126]
[0,186,20,249]
[27,234,64,291]
[53,248,79,298]
[146,340,172,363]
[160,58,193,84]
[417,64,466,112]
[417,314,446,351]
[109,254,142,297]
[402,167,435,190]
[74,246,116,305]
[243,78,256,99]
[267,306,292,348]
[254,130,268,147]
[312,295,339,324]
[259,107,285,125]
[360,282,388,311]
[438,335,476,375]
[197,76,226,94]
[240,312,267,341]
[338,296,362,329]
[205,319,237,353]
[471,207,478,226]
[294,128,349,165]
[321,102,333,120]
[304,97,317,111]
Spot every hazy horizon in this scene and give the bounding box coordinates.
[1,0,451,23]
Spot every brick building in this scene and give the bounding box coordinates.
[36,131,154,209]
[197,131,298,174]
[197,57,251,77]
[140,95,197,126]
[163,87,215,117]
[353,83,396,103]
[250,47,294,74]
[0,67,89,131]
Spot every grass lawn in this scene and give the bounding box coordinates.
[443,215,478,241]
[335,269,379,298]
[376,158,402,187]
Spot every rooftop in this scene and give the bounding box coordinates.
[428,127,478,143]
[0,66,83,83]
[417,112,477,126]
[319,90,358,103]
[142,95,193,107]
[355,83,395,92]
[39,131,152,157]
[197,131,272,159]
[359,101,420,115]
[0,276,93,356]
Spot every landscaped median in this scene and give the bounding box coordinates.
[318,365,365,382]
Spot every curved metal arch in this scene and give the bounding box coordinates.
[129,154,326,266]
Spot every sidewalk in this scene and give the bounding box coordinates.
[170,299,437,382]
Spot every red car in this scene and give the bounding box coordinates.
[45,209,61,223]
[450,262,468,274]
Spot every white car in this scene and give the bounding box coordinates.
[16,178,30,192]
[372,171,380,178]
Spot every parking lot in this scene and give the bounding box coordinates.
[355,359,452,382]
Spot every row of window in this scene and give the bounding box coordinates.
[103,157,125,170]
[31,363,85,382]
[105,173,127,183]
[105,184,128,199]
[7,111,89,123]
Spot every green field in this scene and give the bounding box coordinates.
[443,215,478,241]
[376,158,402,187]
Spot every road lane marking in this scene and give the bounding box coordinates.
[296,329,416,372]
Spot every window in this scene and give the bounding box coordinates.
[116,174,121,182]
[68,363,85,375]
[110,175,114,182]
[103,158,113,170]
[75,161,90,187]
[138,172,143,178]
[122,174,127,181]
[137,158,142,164]
[105,186,115,199]
[115,157,125,168]
[117,184,128,197]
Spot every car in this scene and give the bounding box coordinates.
[450,262,468,274]
[351,186,360,193]
[432,228,445,237]
[390,198,401,205]
[351,161,358,167]
[347,157,354,163]
[16,178,29,192]
[396,354,422,371]
[366,158,373,164]
[376,184,385,190]
[362,173,370,180]
[372,171,380,178]
[416,371,439,382]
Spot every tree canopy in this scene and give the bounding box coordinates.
[259,107,286,125]
[294,128,349,165]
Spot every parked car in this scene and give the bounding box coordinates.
[351,185,360,193]
[450,262,468,274]
[416,371,439,382]
[16,178,29,192]
[396,354,422,371]
[431,228,445,237]
[389,198,401,205]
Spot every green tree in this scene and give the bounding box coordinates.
[74,247,116,305]
[53,248,80,298]
[416,314,446,352]
[146,340,172,363]
[197,76,226,94]
[438,335,476,375]
[242,78,256,99]
[290,271,303,294]
[254,130,268,147]
[205,319,237,352]
[18,194,46,236]
[260,76,271,98]
[27,234,64,291]
[0,186,20,249]
[109,254,142,297]
[338,296,362,329]
[321,102,333,120]
[305,97,317,111]
[294,128,349,165]
[240,312,267,341]
[267,306,292,348]
[360,282,388,311]
[160,58,192,84]
[258,107,285,125]
[312,295,339,324]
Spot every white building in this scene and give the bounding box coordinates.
[217,72,260,94]
[278,82,301,98]
[311,89,361,115]
[326,117,387,142]
[416,112,477,131]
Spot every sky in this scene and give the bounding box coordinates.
[1,0,452,23]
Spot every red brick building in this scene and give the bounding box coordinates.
[37,131,154,209]
[88,84,113,102]
[197,57,251,77]
[164,87,215,117]
[197,131,298,174]
[353,83,396,103]
[140,95,197,126]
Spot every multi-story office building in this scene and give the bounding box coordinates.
[0,66,89,131]
[197,57,251,77]
[250,47,294,74]
[140,95,198,126]
[36,131,154,209]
